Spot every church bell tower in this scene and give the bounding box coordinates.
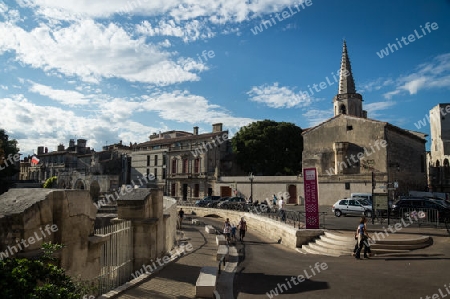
[333,41,366,118]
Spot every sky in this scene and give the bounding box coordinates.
[0,0,449,156]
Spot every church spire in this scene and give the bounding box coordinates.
[333,41,366,118]
[338,40,356,94]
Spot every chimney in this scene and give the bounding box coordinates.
[212,123,223,133]
[193,126,199,135]
[37,146,44,155]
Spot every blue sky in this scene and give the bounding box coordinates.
[0,0,449,155]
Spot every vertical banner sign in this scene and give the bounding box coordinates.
[303,167,319,229]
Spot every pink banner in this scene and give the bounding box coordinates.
[303,167,319,229]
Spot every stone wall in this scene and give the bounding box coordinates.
[180,206,323,250]
[163,197,178,252]
[385,127,427,194]
[0,189,100,280]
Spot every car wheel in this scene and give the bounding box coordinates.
[365,210,372,218]
[334,210,342,217]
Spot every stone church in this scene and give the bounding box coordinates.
[302,41,427,203]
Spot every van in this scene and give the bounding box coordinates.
[351,193,372,204]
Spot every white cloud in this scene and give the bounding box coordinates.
[0,95,159,154]
[302,109,333,127]
[28,82,92,106]
[17,0,308,23]
[141,90,254,127]
[0,20,208,85]
[382,53,450,99]
[247,82,313,108]
[365,101,396,114]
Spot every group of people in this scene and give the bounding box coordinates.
[223,217,247,243]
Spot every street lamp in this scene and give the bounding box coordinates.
[248,172,254,201]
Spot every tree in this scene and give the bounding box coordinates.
[0,129,20,194]
[43,176,58,188]
[232,120,303,175]
[0,242,93,299]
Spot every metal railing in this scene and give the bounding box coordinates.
[177,201,327,229]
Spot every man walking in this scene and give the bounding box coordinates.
[238,217,247,241]
[178,208,185,229]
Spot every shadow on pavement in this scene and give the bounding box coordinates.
[233,272,329,296]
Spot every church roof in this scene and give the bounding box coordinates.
[338,40,357,94]
[302,114,427,143]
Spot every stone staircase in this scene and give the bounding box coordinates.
[297,231,433,257]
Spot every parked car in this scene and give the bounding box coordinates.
[207,196,230,208]
[351,193,373,204]
[195,196,221,207]
[391,197,450,220]
[217,197,247,210]
[332,198,373,217]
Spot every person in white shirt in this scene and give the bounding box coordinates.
[278,197,286,222]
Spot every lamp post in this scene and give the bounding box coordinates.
[248,172,254,201]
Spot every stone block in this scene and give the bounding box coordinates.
[195,266,218,298]
[216,245,229,261]
[205,225,216,234]
[216,235,227,246]
[192,219,204,225]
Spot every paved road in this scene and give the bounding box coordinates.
[231,221,450,299]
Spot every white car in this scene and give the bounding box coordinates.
[332,198,373,217]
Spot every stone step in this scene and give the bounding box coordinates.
[324,231,355,242]
[318,235,356,247]
[307,243,349,256]
[196,266,218,299]
[315,239,354,250]
[301,244,341,257]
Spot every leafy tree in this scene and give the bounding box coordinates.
[0,129,20,194]
[43,176,58,188]
[0,242,92,299]
[232,120,303,175]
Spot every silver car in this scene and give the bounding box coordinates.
[332,198,373,217]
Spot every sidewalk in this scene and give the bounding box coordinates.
[114,220,222,299]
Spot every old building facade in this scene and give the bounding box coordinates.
[428,103,450,192]
[131,123,232,200]
[301,41,427,203]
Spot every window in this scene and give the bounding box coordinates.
[346,125,353,131]
[340,104,346,114]
[182,159,188,173]
[194,158,200,173]
[162,168,166,179]
[147,155,150,166]
[154,155,158,166]
[345,182,350,190]
[194,184,199,197]
[154,168,157,180]
[146,168,149,177]
[171,183,176,196]
[171,159,177,174]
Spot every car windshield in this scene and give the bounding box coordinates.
[357,199,371,206]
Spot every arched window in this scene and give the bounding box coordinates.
[171,158,177,174]
[444,159,449,167]
[340,104,346,114]
[436,159,440,167]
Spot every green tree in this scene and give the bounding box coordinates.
[43,176,58,188]
[0,129,20,194]
[232,120,303,175]
[0,242,92,299]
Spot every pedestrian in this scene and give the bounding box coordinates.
[355,217,372,259]
[230,224,237,243]
[279,196,286,222]
[238,217,247,241]
[178,208,185,229]
[223,218,231,243]
[272,194,277,206]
